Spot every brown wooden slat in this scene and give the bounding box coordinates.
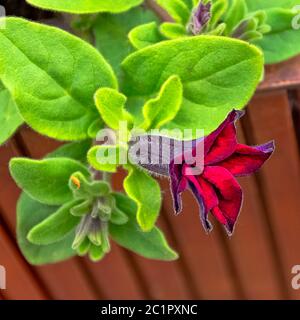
[0,141,20,231]
[290,89,300,153]
[35,260,100,300]
[259,56,300,92]
[219,124,283,299]
[17,127,63,159]
[160,179,240,299]
[0,225,47,300]
[247,90,300,299]
[131,217,194,300]
[82,243,146,300]
[112,170,194,299]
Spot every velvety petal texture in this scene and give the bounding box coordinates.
[168,109,275,235]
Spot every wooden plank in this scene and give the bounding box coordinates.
[82,243,146,300]
[0,141,20,231]
[259,56,300,92]
[160,179,240,299]
[247,90,300,299]
[17,127,63,159]
[112,170,194,299]
[35,260,100,300]
[0,225,47,300]
[219,124,283,299]
[130,217,194,299]
[290,90,300,149]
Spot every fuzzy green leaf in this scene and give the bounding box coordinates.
[245,0,299,11]
[17,193,76,265]
[0,17,117,140]
[224,0,247,34]
[253,8,300,64]
[88,145,125,173]
[159,22,187,39]
[26,0,144,13]
[69,171,110,197]
[142,75,183,130]
[156,0,191,24]
[94,88,133,130]
[88,119,105,139]
[46,140,92,164]
[0,82,23,145]
[10,157,90,205]
[93,7,159,77]
[110,193,178,261]
[123,166,161,232]
[28,199,81,245]
[129,22,163,50]
[122,36,263,135]
[110,207,129,225]
[89,244,105,262]
[210,0,229,28]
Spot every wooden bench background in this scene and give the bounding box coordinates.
[1,1,300,300]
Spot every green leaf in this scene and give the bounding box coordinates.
[70,199,92,217]
[28,199,81,245]
[241,30,263,41]
[46,140,92,163]
[208,22,227,35]
[93,7,159,77]
[110,193,178,261]
[88,145,125,173]
[26,0,144,13]
[69,171,111,197]
[156,0,191,24]
[76,238,90,256]
[0,82,23,145]
[142,75,183,130]
[123,166,161,232]
[89,244,105,262]
[88,119,105,139]
[17,193,76,265]
[94,88,133,130]
[0,17,117,140]
[10,157,90,205]
[210,0,228,29]
[159,22,187,39]
[224,0,247,34]
[253,8,300,64]
[110,207,129,225]
[122,36,263,135]
[129,22,164,50]
[245,0,299,11]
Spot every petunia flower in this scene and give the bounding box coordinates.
[129,110,275,235]
[188,0,212,35]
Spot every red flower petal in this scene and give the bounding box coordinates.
[203,110,244,164]
[202,166,243,234]
[217,141,275,177]
[187,175,218,232]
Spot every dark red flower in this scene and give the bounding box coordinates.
[169,110,275,235]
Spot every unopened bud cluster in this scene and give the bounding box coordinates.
[68,172,128,261]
